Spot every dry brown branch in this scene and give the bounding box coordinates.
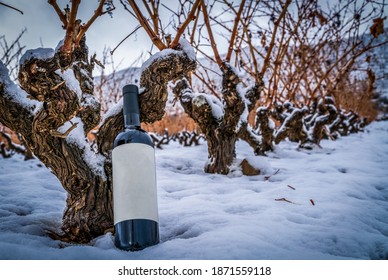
[142,0,155,29]
[225,0,246,63]
[128,0,167,50]
[48,0,112,61]
[264,0,387,115]
[260,0,292,77]
[110,25,142,55]
[242,25,259,80]
[61,0,81,55]
[311,40,388,97]
[193,43,217,64]
[275,198,296,204]
[0,1,24,14]
[170,0,201,49]
[192,71,219,97]
[200,0,223,68]
[210,12,267,65]
[189,4,202,44]
[47,0,67,27]
[76,0,115,46]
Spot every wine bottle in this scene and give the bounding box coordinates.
[112,84,159,251]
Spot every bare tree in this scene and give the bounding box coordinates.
[265,0,387,106]
[262,0,387,147]
[171,0,292,174]
[0,0,195,243]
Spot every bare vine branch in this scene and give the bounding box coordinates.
[260,0,292,78]
[200,0,223,68]
[170,0,202,49]
[225,0,246,63]
[127,0,167,50]
[0,1,24,14]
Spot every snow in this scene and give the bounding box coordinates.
[236,82,251,131]
[0,61,39,112]
[177,38,196,62]
[175,78,224,121]
[19,48,55,65]
[0,121,388,259]
[55,68,83,102]
[55,40,64,53]
[100,98,123,125]
[193,93,224,120]
[242,156,275,175]
[56,117,106,178]
[141,49,177,72]
[81,93,99,109]
[141,38,196,72]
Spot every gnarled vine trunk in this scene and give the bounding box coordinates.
[0,37,196,243]
[174,63,263,174]
[205,129,238,174]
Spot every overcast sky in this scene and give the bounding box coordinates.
[0,1,174,73]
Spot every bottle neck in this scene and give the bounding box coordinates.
[124,112,140,129]
[122,84,141,130]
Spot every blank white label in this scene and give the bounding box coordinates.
[112,143,158,225]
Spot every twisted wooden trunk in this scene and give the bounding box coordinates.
[0,37,195,243]
[174,63,263,174]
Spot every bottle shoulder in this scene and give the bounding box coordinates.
[113,128,154,148]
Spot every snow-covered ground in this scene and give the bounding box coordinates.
[0,121,387,260]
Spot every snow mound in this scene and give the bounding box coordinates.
[141,38,196,72]
[243,156,275,175]
[19,48,55,65]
